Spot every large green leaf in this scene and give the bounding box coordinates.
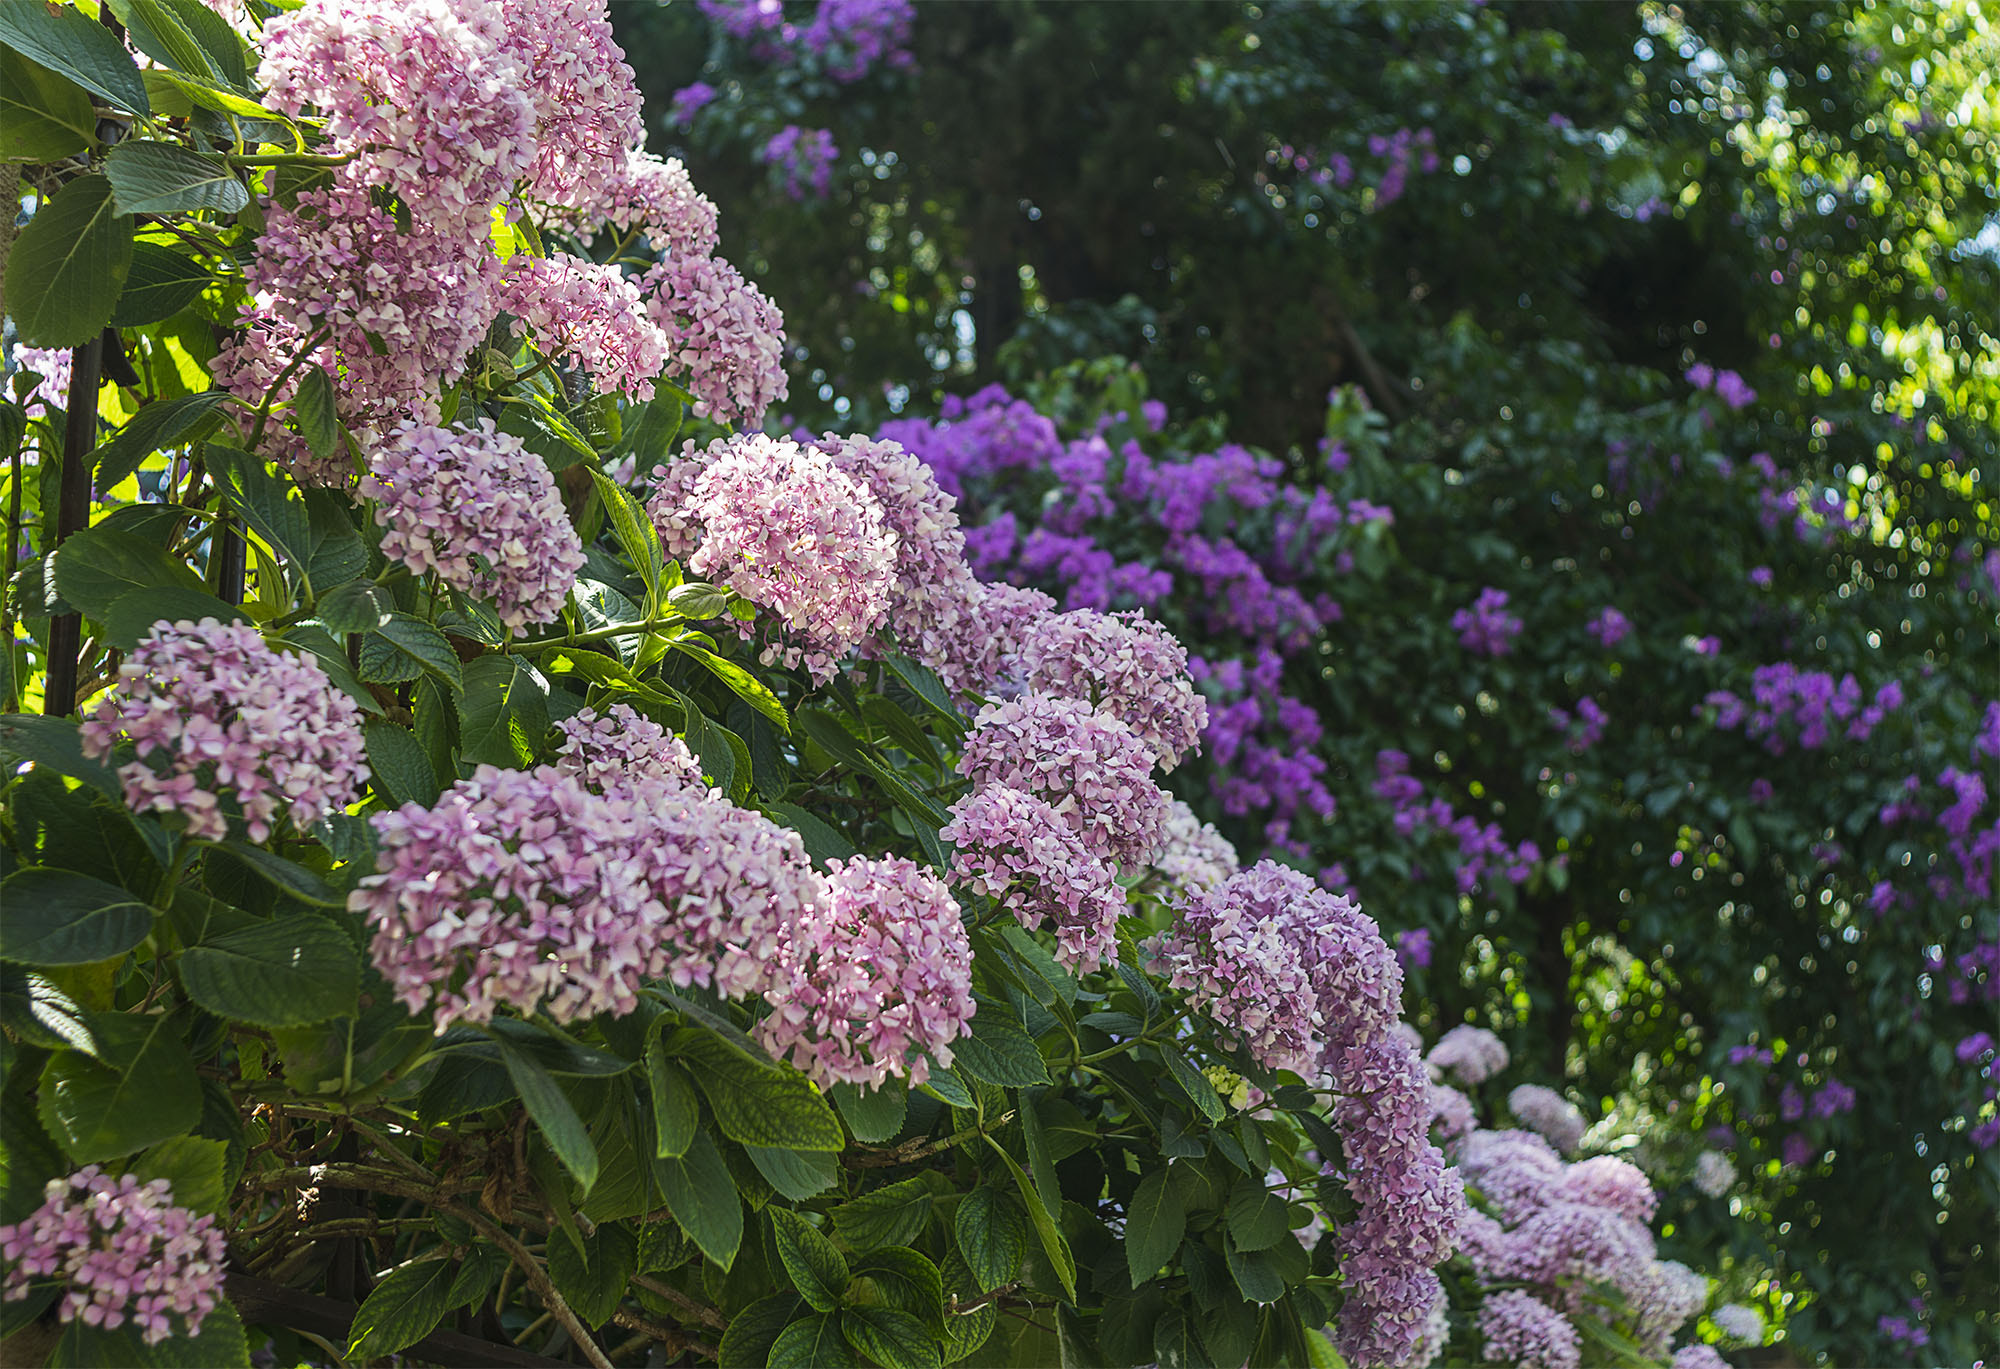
[745,1144,839,1201]
[131,1135,228,1216]
[849,1247,946,1331]
[293,365,340,460]
[1124,1166,1187,1287]
[770,1207,850,1312]
[37,1011,199,1163]
[496,1036,598,1194]
[953,1007,1048,1088]
[112,241,213,328]
[670,1028,844,1152]
[4,173,133,347]
[645,1036,699,1158]
[652,1129,742,1270]
[455,654,548,765]
[1161,1046,1226,1123]
[52,525,206,620]
[177,916,359,1028]
[832,1176,935,1252]
[1223,1238,1285,1305]
[831,1080,908,1142]
[104,140,247,215]
[769,1313,855,1369]
[204,444,311,575]
[547,1223,637,1328]
[210,841,341,907]
[840,1307,941,1369]
[100,587,243,651]
[670,640,789,733]
[0,48,95,162]
[359,614,464,694]
[0,716,120,800]
[981,1140,1075,1301]
[952,1184,1026,1293]
[0,0,150,114]
[363,719,437,808]
[715,1292,804,1369]
[1224,1176,1291,1253]
[346,1257,454,1361]
[0,870,153,967]
[588,465,664,608]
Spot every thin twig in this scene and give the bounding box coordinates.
[446,1203,614,1369]
[610,1307,720,1361]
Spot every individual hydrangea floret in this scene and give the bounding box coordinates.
[1151,798,1241,894]
[958,694,1170,871]
[648,434,897,681]
[1477,1289,1581,1369]
[362,419,585,632]
[942,786,1124,971]
[80,619,368,843]
[758,856,975,1090]
[552,703,708,799]
[352,765,654,1030]
[0,1168,226,1345]
[1427,1023,1510,1086]
[500,253,672,400]
[1509,1084,1588,1155]
[1016,608,1208,770]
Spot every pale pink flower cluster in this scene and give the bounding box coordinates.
[551,703,706,799]
[0,1169,225,1345]
[811,433,973,653]
[958,694,1169,871]
[1150,798,1240,894]
[639,253,791,427]
[648,434,897,682]
[7,344,70,417]
[498,0,646,206]
[942,786,1124,971]
[581,148,721,258]
[1477,1289,1582,1369]
[1672,1346,1731,1369]
[500,254,672,400]
[1712,1301,1765,1345]
[1017,609,1207,770]
[361,419,585,631]
[1691,1149,1736,1198]
[758,856,975,1090]
[1507,1083,1588,1155]
[80,619,368,843]
[1426,1023,1510,1086]
[923,580,1057,697]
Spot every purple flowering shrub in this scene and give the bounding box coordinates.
[872,358,1997,1360]
[0,8,1476,1368]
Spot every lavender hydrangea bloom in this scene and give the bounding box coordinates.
[1016,608,1208,770]
[1671,1345,1731,1369]
[0,1168,226,1345]
[1508,1084,1588,1155]
[81,619,369,844]
[1477,1289,1581,1369]
[1427,1023,1510,1086]
[1712,1301,1765,1344]
[1151,798,1241,894]
[942,786,1124,971]
[1453,586,1522,655]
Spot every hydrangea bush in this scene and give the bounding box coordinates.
[0,6,1472,1367]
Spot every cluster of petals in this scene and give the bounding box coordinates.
[957,694,1169,871]
[260,0,535,222]
[501,255,672,400]
[1672,1346,1731,1369]
[920,578,1057,698]
[362,419,585,632]
[1508,1084,1588,1154]
[498,0,646,206]
[1691,1149,1736,1198]
[580,149,721,258]
[809,433,973,656]
[81,619,368,843]
[8,344,70,417]
[551,703,707,800]
[0,1168,225,1345]
[942,786,1124,971]
[1426,1023,1510,1086]
[640,253,790,427]
[1150,799,1241,894]
[1477,1290,1582,1369]
[1711,1301,1765,1344]
[1015,609,1208,770]
[757,857,975,1090]
[353,765,658,1029]
[1558,1155,1657,1222]
[647,435,897,681]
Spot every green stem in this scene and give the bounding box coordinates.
[512,613,680,652]
[226,151,356,168]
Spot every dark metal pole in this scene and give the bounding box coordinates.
[43,334,104,717]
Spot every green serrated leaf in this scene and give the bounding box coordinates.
[715,1292,804,1369]
[497,1035,598,1195]
[832,1177,934,1252]
[0,2,150,114]
[953,1184,1026,1293]
[52,525,206,621]
[653,1128,742,1270]
[745,1144,839,1201]
[0,870,154,968]
[670,1028,845,1152]
[359,614,464,693]
[841,1306,941,1369]
[104,140,247,215]
[293,364,340,460]
[38,1011,199,1163]
[178,916,358,1028]
[1224,1177,1290,1253]
[770,1207,850,1312]
[954,1008,1048,1088]
[346,1257,454,1361]
[770,1313,855,1369]
[1125,1166,1187,1287]
[0,47,95,162]
[112,240,212,328]
[4,173,133,348]
[455,653,548,766]
[129,1134,227,1216]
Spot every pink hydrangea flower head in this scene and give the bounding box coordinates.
[501,254,672,400]
[0,1168,226,1345]
[361,418,585,632]
[1691,1149,1736,1197]
[552,703,708,800]
[943,785,1124,971]
[1452,1128,1566,1224]
[352,765,657,1029]
[1509,1084,1588,1154]
[497,0,646,207]
[1559,1155,1657,1222]
[1672,1346,1730,1369]
[809,432,974,654]
[1477,1290,1581,1369]
[1151,798,1241,894]
[647,434,897,682]
[579,148,721,259]
[1428,1081,1476,1140]
[6,344,70,417]
[922,578,1057,697]
[958,693,1170,871]
[1427,1023,1510,1086]
[1016,609,1208,771]
[260,0,536,223]
[640,253,789,426]
[1712,1302,1765,1344]
[79,619,369,843]
[758,856,975,1090]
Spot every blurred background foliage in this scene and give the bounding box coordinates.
[612,2,1999,1363]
